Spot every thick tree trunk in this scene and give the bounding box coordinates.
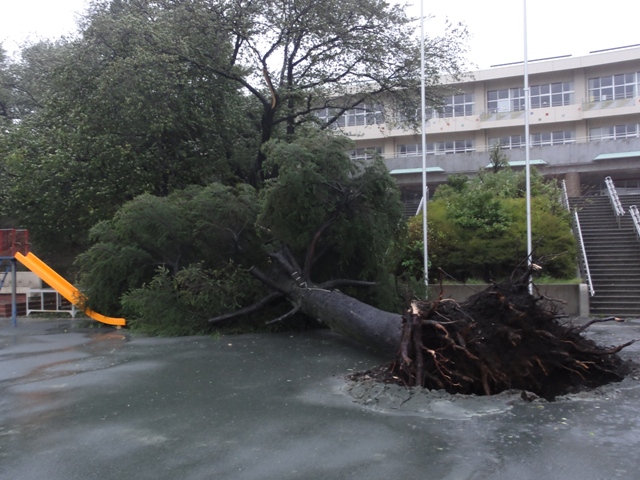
[289,287,402,355]
[210,257,634,399]
[209,257,403,355]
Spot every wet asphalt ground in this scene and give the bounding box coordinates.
[2,316,640,480]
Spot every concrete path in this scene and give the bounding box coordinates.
[1,317,640,480]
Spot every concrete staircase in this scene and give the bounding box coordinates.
[570,194,640,317]
[403,198,421,217]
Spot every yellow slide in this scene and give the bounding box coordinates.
[15,252,126,327]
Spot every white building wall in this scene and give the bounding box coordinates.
[343,46,640,195]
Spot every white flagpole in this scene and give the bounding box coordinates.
[524,0,533,293]
[420,0,428,288]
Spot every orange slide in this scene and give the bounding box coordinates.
[14,252,126,327]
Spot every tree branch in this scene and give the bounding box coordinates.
[318,279,376,290]
[208,291,283,324]
[265,303,301,325]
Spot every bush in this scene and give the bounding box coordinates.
[121,263,261,336]
[398,168,577,283]
[76,183,263,319]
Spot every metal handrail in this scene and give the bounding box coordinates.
[415,187,429,216]
[630,205,640,242]
[605,176,625,227]
[573,209,595,297]
[560,179,570,211]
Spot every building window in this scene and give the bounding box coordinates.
[315,107,339,124]
[315,103,385,127]
[397,140,474,156]
[530,82,573,108]
[490,131,574,148]
[489,135,526,149]
[588,73,639,101]
[487,87,525,113]
[349,146,383,161]
[487,83,574,113]
[590,124,640,140]
[397,143,422,156]
[337,103,385,127]
[436,93,474,118]
[531,130,575,146]
[435,139,475,154]
[395,93,474,123]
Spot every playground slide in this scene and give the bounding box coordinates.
[14,252,126,327]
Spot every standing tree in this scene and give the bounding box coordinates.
[0,48,14,128]
[0,3,253,256]
[122,0,469,184]
[1,0,469,258]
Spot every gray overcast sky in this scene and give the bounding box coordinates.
[2,0,639,69]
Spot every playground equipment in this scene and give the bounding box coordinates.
[0,229,126,327]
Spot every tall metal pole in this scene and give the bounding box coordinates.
[420,0,429,288]
[523,0,533,293]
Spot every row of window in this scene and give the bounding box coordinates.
[486,82,575,113]
[588,72,640,102]
[491,124,640,147]
[590,123,640,140]
[489,131,575,148]
[318,71,640,125]
[349,147,383,161]
[396,131,577,156]
[396,140,475,156]
[377,124,640,158]
[316,103,385,127]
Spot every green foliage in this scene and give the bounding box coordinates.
[487,143,510,173]
[0,4,255,255]
[121,263,259,336]
[0,0,470,334]
[75,129,405,332]
[259,130,405,282]
[398,168,577,282]
[130,0,469,181]
[76,183,263,318]
[0,0,469,254]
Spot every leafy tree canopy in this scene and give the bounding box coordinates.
[76,182,263,317]
[107,0,469,182]
[259,129,404,283]
[77,130,404,333]
[0,2,254,255]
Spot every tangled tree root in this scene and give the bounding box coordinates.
[378,281,635,401]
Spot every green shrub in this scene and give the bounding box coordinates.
[398,168,577,283]
[121,263,261,336]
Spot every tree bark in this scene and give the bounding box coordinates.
[289,287,402,355]
[210,262,403,355]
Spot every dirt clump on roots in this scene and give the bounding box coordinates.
[350,280,636,401]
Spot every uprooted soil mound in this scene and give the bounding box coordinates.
[352,280,636,401]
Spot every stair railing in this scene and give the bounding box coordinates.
[630,205,640,242]
[560,179,570,211]
[415,187,429,216]
[573,209,595,296]
[605,176,625,227]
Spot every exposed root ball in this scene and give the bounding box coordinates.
[385,282,634,400]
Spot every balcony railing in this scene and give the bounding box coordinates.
[379,131,640,160]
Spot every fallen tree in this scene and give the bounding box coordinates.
[77,131,635,399]
[211,250,636,400]
[209,246,403,353]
